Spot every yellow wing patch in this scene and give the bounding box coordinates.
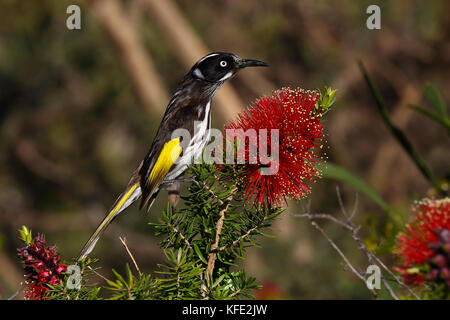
[147,137,182,193]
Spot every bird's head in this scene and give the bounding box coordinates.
[190,52,268,83]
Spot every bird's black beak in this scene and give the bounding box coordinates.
[237,58,269,69]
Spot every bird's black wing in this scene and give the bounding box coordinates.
[138,95,201,209]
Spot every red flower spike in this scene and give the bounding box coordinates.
[395,198,450,287]
[17,234,67,300]
[24,284,49,300]
[225,87,326,208]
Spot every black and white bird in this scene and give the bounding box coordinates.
[78,52,268,260]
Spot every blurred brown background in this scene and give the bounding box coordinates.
[0,0,449,299]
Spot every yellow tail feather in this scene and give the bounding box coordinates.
[77,182,140,260]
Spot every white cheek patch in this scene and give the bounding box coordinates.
[218,71,233,82]
[193,68,205,80]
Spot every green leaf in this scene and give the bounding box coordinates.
[359,61,444,195]
[424,83,447,117]
[193,243,207,264]
[177,249,183,265]
[126,264,133,288]
[112,268,127,286]
[409,104,450,134]
[212,274,226,288]
[322,162,389,210]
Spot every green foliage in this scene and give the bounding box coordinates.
[46,259,102,300]
[358,61,445,195]
[152,249,204,300]
[149,164,282,299]
[106,264,156,300]
[204,270,260,300]
[46,164,282,300]
[423,82,447,118]
[409,83,450,135]
[47,281,102,300]
[409,104,450,134]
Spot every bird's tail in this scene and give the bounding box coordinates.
[77,181,143,261]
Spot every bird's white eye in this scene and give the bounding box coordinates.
[219,60,227,67]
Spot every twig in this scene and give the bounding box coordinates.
[336,185,348,218]
[350,192,359,220]
[350,227,420,299]
[206,200,231,277]
[290,212,353,231]
[166,222,192,249]
[218,215,270,252]
[0,250,26,300]
[205,184,237,277]
[228,288,242,299]
[119,237,141,275]
[201,181,225,205]
[308,220,378,298]
[336,187,420,299]
[296,188,421,299]
[176,271,181,300]
[381,275,399,300]
[7,286,23,300]
[87,265,112,283]
[218,224,259,252]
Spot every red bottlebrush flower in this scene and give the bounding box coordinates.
[225,87,326,207]
[395,198,450,288]
[24,284,50,300]
[17,234,67,300]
